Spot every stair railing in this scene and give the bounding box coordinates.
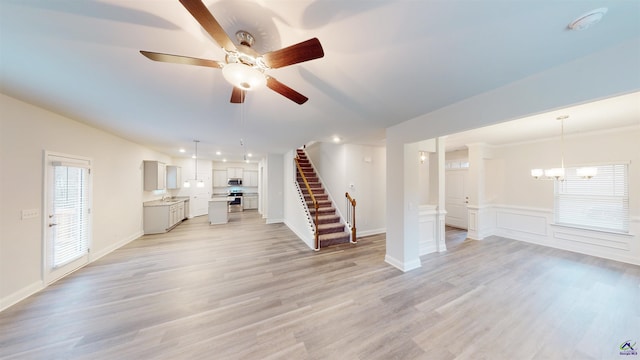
[345,192,357,243]
[295,157,320,251]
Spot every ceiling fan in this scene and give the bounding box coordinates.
[140,0,324,105]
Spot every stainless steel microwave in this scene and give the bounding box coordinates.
[227,178,242,186]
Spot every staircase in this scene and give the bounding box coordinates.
[296,149,351,248]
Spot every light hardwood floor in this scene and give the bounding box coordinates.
[1,212,639,359]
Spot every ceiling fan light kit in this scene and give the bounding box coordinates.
[140,0,324,104]
[222,63,266,90]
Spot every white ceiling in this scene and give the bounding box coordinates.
[1,0,639,161]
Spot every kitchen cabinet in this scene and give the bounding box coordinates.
[143,200,185,234]
[144,161,166,191]
[227,167,244,179]
[213,170,228,187]
[243,195,258,210]
[208,198,229,224]
[244,170,258,187]
[166,165,182,189]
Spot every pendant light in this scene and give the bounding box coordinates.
[530,115,597,180]
[183,140,205,188]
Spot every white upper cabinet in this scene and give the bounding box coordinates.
[213,170,228,187]
[166,165,181,189]
[244,170,258,187]
[144,160,166,191]
[227,167,244,179]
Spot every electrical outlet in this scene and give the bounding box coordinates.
[21,209,40,220]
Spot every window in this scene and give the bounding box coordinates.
[554,164,629,233]
[445,160,470,169]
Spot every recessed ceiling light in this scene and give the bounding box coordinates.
[191,154,197,159]
[179,148,186,153]
[222,158,227,162]
[568,8,608,31]
[333,136,341,143]
[215,151,221,156]
[247,153,252,157]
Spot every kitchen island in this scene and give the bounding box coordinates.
[208,197,231,225]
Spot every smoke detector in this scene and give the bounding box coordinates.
[568,8,608,31]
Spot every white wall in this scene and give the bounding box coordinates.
[386,39,640,271]
[304,142,386,236]
[480,127,640,265]
[264,154,284,223]
[0,93,173,309]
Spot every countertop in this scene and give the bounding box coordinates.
[143,197,189,207]
[209,197,233,202]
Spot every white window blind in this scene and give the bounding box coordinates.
[52,165,90,267]
[554,164,629,233]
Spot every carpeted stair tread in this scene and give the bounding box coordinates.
[317,214,340,224]
[318,222,345,234]
[309,206,336,215]
[319,232,351,247]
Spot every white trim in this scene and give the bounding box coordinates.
[490,204,553,214]
[466,204,493,210]
[1,230,150,312]
[552,227,629,251]
[266,218,284,224]
[0,281,44,312]
[491,124,640,150]
[358,228,386,237]
[90,231,143,262]
[385,254,421,272]
[550,223,634,237]
[488,204,640,266]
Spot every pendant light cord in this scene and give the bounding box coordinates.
[194,140,199,181]
[560,118,565,169]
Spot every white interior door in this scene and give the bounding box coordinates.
[44,153,91,284]
[445,169,468,229]
[190,169,211,217]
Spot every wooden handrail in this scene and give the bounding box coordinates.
[345,192,356,243]
[295,157,320,251]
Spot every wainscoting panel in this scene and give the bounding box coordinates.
[490,205,639,266]
[552,226,630,251]
[496,210,547,236]
[419,205,438,256]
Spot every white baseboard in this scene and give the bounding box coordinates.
[1,232,143,313]
[0,280,44,312]
[358,228,386,237]
[91,231,143,262]
[266,218,284,224]
[385,254,421,272]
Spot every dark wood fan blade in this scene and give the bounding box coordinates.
[230,87,246,103]
[266,76,308,105]
[262,38,324,69]
[140,51,223,68]
[179,0,236,51]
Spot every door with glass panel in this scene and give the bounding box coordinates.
[44,153,92,284]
